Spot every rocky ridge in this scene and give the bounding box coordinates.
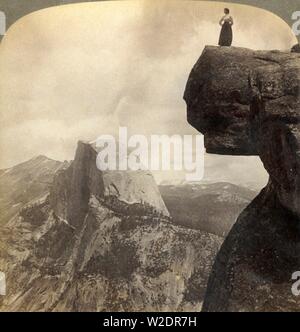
[0,141,221,311]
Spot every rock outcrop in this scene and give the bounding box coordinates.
[49,141,170,228]
[184,46,300,311]
[0,141,222,311]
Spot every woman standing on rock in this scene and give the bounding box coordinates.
[218,8,233,46]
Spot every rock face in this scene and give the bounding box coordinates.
[50,141,170,228]
[184,46,300,311]
[0,141,222,311]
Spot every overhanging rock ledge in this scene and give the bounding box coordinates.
[184,46,300,311]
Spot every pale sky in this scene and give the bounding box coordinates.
[0,0,297,187]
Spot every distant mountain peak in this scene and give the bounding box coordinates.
[50,141,169,227]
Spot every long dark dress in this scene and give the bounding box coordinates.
[218,21,233,46]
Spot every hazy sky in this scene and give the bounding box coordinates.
[0,0,297,186]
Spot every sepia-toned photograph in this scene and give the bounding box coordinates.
[0,0,299,317]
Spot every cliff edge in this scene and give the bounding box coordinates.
[184,46,300,311]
